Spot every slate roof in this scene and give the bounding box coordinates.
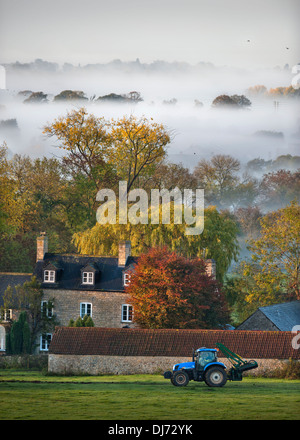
[0,272,33,306]
[259,301,300,331]
[33,253,137,292]
[49,327,300,360]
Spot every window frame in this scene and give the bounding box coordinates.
[41,300,53,318]
[44,270,55,283]
[0,325,6,351]
[122,304,133,323]
[82,271,94,285]
[123,272,131,286]
[40,333,52,351]
[0,308,12,321]
[80,302,92,318]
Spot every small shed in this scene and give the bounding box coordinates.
[236,301,300,331]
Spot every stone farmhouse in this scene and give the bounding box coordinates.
[34,233,138,332]
[0,233,136,353]
[0,232,216,353]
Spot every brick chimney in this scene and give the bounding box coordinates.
[205,259,216,279]
[118,240,131,267]
[36,232,48,261]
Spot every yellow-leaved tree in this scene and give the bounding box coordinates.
[109,114,170,192]
[233,202,300,316]
[73,206,239,282]
[43,108,171,230]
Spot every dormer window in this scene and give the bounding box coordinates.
[82,272,94,285]
[43,261,62,284]
[44,270,55,283]
[80,263,98,286]
[123,272,131,286]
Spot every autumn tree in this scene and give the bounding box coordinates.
[268,86,300,98]
[259,169,300,211]
[212,95,239,108]
[0,146,73,271]
[246,157,270,175]
[193,154,241,207]
[236,202,300,309]
[43,109,170,228]
[222,261,260,325]
[53,90,88,102]
[43,108,112,184]
[230,95,251,107]
[125,247,229,329]
[43,108,118,230]
[0,146,38,271]
[234,206,262,239]
[43,109,170,192]
[109,114,170,192]
[143,161,198,194]
[24,91,48,104]
[227,176,259,210]
[73,206,239,281]
[212,94,251,108]
[246,85,268,97]
[270,155,300,171]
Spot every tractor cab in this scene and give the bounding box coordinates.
[194,348,218,369]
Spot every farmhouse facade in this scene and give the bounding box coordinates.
[34,233,137,332]
[0,232,217,353]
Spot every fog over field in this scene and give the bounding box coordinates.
[1,0,300,169]
[0,62,299,170]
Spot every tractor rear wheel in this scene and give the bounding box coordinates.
[204,367,227,387]
[172,370,189,386]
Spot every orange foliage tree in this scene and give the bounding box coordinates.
[126,246,229,329]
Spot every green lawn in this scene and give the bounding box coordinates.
[0,370,299,420]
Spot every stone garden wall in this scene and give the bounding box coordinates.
[48,354,293,376]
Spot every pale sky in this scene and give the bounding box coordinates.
[0,0,299,68]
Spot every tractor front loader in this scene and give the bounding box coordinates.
[215,343,258,381]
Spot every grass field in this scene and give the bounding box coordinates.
[0,370,299,420]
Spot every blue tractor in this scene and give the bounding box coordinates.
[163,343,258,387]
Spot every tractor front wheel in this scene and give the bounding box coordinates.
[204,367,227,387]
[172,370,189,387]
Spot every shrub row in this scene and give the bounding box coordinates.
[0,354,48,370]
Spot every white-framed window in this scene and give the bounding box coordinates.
[0,308,12,321]
[40,333,52,351]
[0,325,6,351]
[123,272,131,286]
[122,304,133,322]
[44,270,55,283]
[41,300,53,318]
[80,302,92,318]
[82,272,94,285]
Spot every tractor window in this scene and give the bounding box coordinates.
[198,351,216,367]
